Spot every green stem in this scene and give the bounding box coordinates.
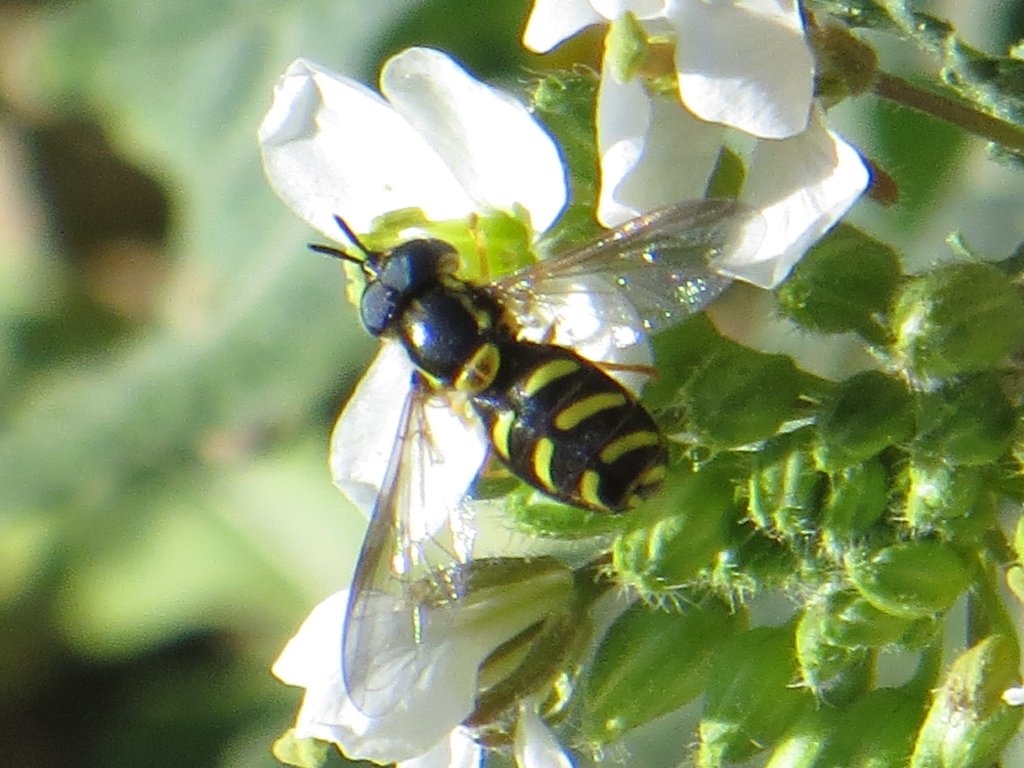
[873,72,1024,156]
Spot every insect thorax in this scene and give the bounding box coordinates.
[359,239,504,393]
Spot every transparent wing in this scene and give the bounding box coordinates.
[494,199,765,344]
[341,376,486,718]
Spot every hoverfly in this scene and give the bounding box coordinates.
[313,199,764,719]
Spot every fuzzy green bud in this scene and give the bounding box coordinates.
[682,343,800,446]
[698,625,811,765]
[795,599,871,700]
[821,458,888,552]
[777,224,899,342]
[816,371,913,470]
[902,462,996,539]
[846,541,971,619]
[913,374,1014,465]
[581,599,744,743]
[910,635,1024,767]
[891,263,1024,380]
[820,591,929,649]
[614,464,737,598]
[748,445,823,540]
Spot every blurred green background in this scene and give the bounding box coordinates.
[1,1,1023,767]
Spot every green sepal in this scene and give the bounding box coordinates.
[747,442,825,542]
[613,462,739,598]
[808,21,880,104]
[776,224,900,343]
[272,729,330,768]
[706,147,746,199]
[815,370,913,470]
[698,624,811,765]
[821,458,888,553]
[890,263,1024,381]
[795,598,872,701]
[820,590,934,650]
[605,12,650,83]
[910,635,1024,768]
[912,374,1014,465]
[845,540,971,619]
[580,599,745,744]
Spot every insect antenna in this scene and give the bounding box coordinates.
[308,215,374,265]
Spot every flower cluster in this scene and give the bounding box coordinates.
[259,3,871,766]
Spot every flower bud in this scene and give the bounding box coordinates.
[580,599,744,744]
[776,224,899,341]
[912,374,1014,465]
[819,591,929,649]
[815,371,913,470]
[795,599,870,699]
[698,625,810,765]
[890,263,1024,380]
[910,635,1024,767]
[682,343,801,446]
[613,464,737,599]
[821,458,888,552]
[901,462,996,539]
[845,541,971,619]
[748,444,823,541]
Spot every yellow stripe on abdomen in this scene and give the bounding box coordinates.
[519,359,579,399]
[600,431,662,465]
[553,392,626,432]
[532,437,557,491]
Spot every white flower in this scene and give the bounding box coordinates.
[523,0,814,140]
[594,31,870,288]
[259,47,660,513]
[259,48,567,239]
[274,589,576,767]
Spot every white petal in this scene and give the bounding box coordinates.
[381,48,567,233]
[259,59,475,237]
[522,0,604,53]
[596,59,724,226]
[670,0,813,139]
[717,109,869,288]
[273,591,483,764]
[329,341,489,543]
[514,703,574,768]
[399,729,483,768]
[592,0,670,19]
[329,343,416,515]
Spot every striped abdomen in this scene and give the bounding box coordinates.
[472,342,667,512]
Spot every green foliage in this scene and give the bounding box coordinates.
[8,0,1024,766]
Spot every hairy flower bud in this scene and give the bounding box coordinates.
[846,541,971,619]
[891,263,1024,380]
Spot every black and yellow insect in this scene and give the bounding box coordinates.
[314,199,763,717]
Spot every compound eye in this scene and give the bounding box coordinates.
[379,239,458,292]
[360,282,398,336]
